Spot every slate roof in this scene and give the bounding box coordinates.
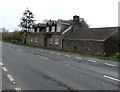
[33,23,46,27]
[64,27,119,41]
[58,19,73,25]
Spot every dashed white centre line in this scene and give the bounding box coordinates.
[56,53,61,55]
[15,88,22,92]
[17,49,23,52]
[50,52,55,54]
[75,57,82,60]
[2,67,8,71]
[19,50,23,52]
[88,59,96,63]
[65,55,71,57]
[105,63,116,67]
[103,75,120,82]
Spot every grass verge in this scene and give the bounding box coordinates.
[1,40,120,61]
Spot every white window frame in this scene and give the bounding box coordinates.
[57,26,61,32]
[37,28,39,32]
[46,27,49,32]
[54,38,59,45]
[31,38,33,42]
[49,38,53,44]
[35,37,38,42]
[51,26,55,32]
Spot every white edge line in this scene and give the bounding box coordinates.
[105,63,116,67]
[57,53,61,55]
[50,52,55,54]
[2,67,8,71]
[40,56,49,60]
[0,62,3,66]
[88,59,96,63]
[103,75,120,82]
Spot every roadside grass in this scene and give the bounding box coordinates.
[1,40,120,61]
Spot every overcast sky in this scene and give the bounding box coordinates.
[0,0,119,31]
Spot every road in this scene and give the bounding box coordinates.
[1,42,119,91]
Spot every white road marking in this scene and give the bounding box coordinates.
[15,88,22,92]
[103,75,120,82]
[40,56,49,60]
[105,63,116,67]
[2,67,8,71]
[41,50,43,51]
[65,55,71,57]
[17,49,23,51]
[75,57,82,60]
[0,62,3,66]
[88,59,96,63]
[56,53,61,55]
[36,49,39,50]
[7,75,15,84]
[36,55,40,57]
[67,64,69,66]
[50,52,55,54]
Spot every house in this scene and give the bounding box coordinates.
[63,15,119,55]
[26,15,119,55]
[26,19,73,50]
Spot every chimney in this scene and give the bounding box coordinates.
[73,15,80,23]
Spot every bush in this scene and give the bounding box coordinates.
[114,52,120,59]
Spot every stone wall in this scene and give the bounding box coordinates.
[104,36,118,55]
[26,34,45,48]
[63,39,104,54]
[47,35,62,50]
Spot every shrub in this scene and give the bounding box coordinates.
[114,52,120,59]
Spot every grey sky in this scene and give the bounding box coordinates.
[0,0,119,31]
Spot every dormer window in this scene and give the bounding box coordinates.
[52,26,55,32]
[46,27,49,32]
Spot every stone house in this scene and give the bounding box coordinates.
[26,15,119,55]
[63,15,119,55]
[26,19,73,50]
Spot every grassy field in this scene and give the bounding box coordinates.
[1,40,120,61]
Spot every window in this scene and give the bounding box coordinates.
[31,38,33,42]
[46,27,49,32]
[51,27,55,32]
[54,38,59,45]
[57,27,61,32]
[49,38,53,44]
[37,28,39,32]
[35,37,38,42]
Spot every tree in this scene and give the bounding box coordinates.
[19,7,36,35]
[1,28,9,40]
[19,7,36,44]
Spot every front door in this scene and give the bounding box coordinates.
[44,37,47,48]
